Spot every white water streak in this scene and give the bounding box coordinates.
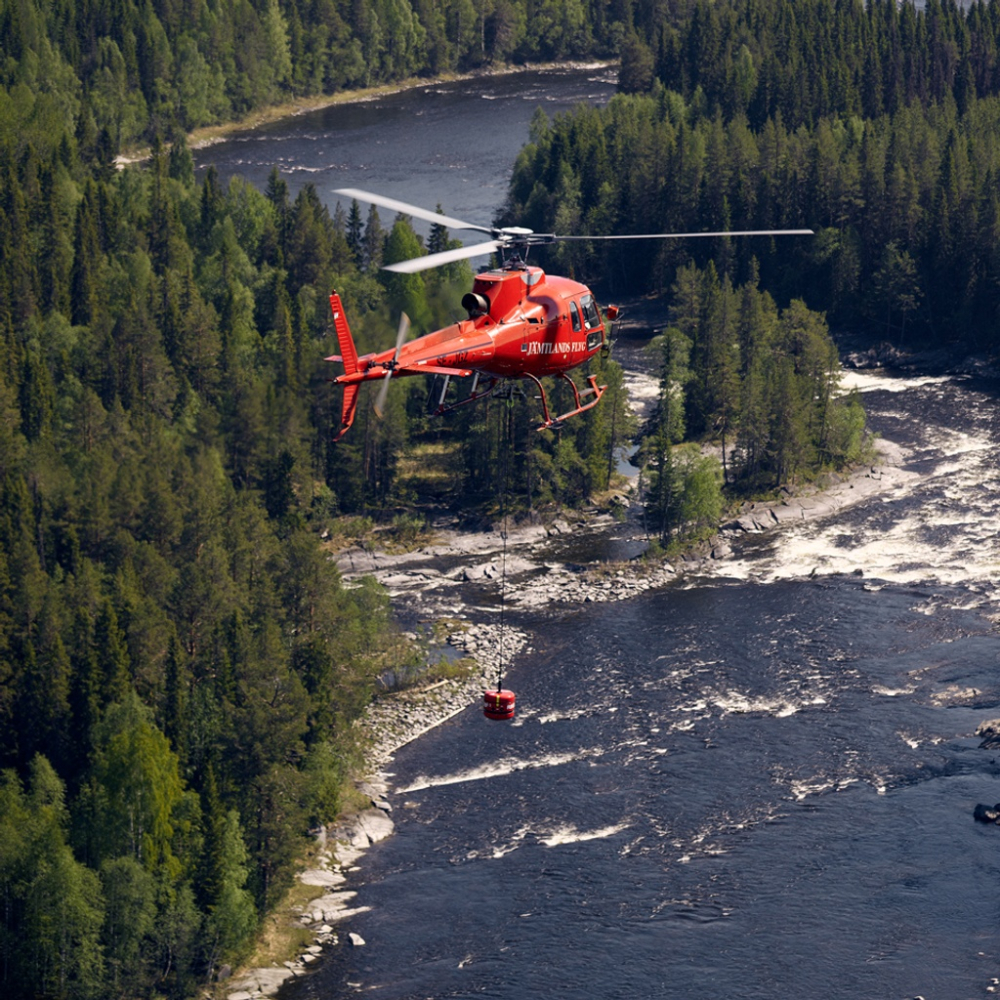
[715,370,1000,589]
[538,823,629,847]
[398,749,601,793]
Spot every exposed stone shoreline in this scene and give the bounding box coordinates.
[334,436,905,610]
[224,421,907,998]
[220,622,531,1000]
[221,803,393,1000]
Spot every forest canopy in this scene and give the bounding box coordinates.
[0,87,636,1000]
[1,0,996,995]
[0,0,638,157]
[508,0,1000,348]
[0,84,431,1000]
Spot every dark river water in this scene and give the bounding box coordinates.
[286,372,1000,1000]
[194,64,618,235]
[196,70,1000,1000]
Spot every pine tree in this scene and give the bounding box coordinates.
[200,166,223,251]
[69,608,102,771]
[265,167,290,259]
[18,350,54,442]
[204,809,256,961]
[71,182,102,326]
[362,203,385,272]
[37,158,71,316]
[197,761,226,911]
[17,603,72,772]
[346,199,364,265]
[163,636,189,765]
[95,598,131,707]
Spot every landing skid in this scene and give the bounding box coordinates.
[527,372,607,430]
[429,371,606,429]
[430,372,503,417]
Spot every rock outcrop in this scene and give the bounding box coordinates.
[225,799,394,998]
[976,719,1000,749]
[974,803,1000,824]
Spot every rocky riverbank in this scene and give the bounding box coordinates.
[332,435,905,614]
[219,620,531,1000]
[220,803,394,1000]
[222,391,907,999]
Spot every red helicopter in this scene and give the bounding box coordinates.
[327,188,812,439]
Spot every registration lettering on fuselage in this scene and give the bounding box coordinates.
[525,340,587,355]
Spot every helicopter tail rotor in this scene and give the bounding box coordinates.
[374,312,410,419]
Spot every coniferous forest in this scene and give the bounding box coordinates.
[511,0,1000,347]
[0,0,998,996]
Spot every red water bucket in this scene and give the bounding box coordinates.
[483,688,516,721]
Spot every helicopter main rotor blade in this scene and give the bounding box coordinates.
[334,188,495,236]
[384,229,813,272]
[556,229,814,240]
[374,312,410,419]
[392,310,410,360]
[382,240,504,274]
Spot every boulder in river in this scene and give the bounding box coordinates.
[356,808,394,844]
[973,803,1000,824]
[976,719,1000,748]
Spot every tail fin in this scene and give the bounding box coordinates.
[334,384,361,442]
[329,291,360,440]
[329,291,358,375]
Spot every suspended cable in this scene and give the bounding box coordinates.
[496,396,512,693]
[483,396,516,721]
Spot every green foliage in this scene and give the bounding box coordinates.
[386,510,430,550]
[502,65,1000,346]
[4,0,999,990]
[654,0,1000,131]
[302,740,349,827]
[77,691,186,874]
[0,757,106,1000]
[99,856,157,995]
[202,806,256,961]
[676,446,723,531]
[644,264,863,538]
[0,119,413,991]
[447,343,634,513]
[0,0,645,163]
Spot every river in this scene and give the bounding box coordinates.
[286,370,1000,1000]
[195,70,1000,1000]
[193,64,618,236]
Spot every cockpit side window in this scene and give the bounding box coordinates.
[570,301,582,332]
[581,294,600,329]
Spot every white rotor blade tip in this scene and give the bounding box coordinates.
[383,240,503,274]
[333,188,491,235]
